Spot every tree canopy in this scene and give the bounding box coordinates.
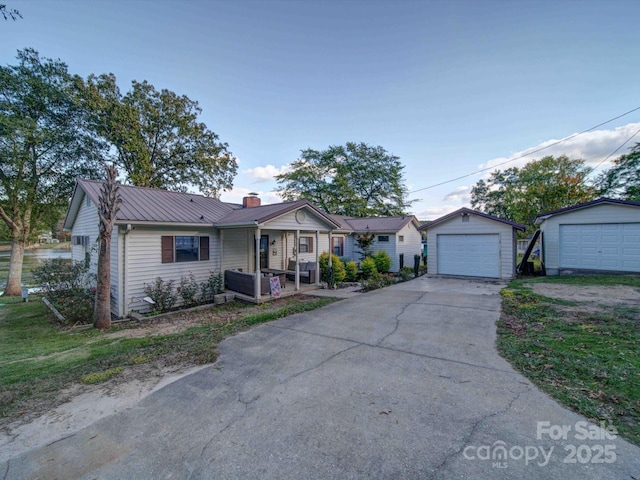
[597,143,640,201]
[0,49,104,294]
[470,155,598,233]
[78,74,237,197]
[276,142,414,217]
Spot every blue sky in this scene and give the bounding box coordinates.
[3,0,640,219]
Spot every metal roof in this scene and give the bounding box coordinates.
[66,179,237,228]
[421,207,525,231]
[214,199,340,228]
[331,215,419,233]
[534,197,640,224]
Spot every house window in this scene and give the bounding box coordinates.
[299,236,313,253]
[332,237,344,256]
[398,235,404,243]
[378,235,389,242]
[161,235,210,263]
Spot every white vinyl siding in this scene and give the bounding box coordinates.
[124,227,219,314]
[427,213,517,279]
[70,194,99,273]
[263,209,332,231]
[395,222,423,272]
[220,228,248,272]
[540,203,640,275]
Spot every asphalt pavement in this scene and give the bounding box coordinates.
[2,276,639,479]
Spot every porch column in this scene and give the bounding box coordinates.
[315,230,320,286]
[327,230,332,285]
[295,229,300,291]
[255,227,261,301]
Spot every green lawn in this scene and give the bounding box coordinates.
[497,275,640,446]
[0,295,337,422]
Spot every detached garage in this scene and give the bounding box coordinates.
[421,208,525,279]
[535,198,640,275]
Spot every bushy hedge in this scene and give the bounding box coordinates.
[31,259,96,325]
[319,252,346,287]
[360,257,378,280]
[373,250,391,273]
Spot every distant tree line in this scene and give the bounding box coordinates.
[470,148,640,235]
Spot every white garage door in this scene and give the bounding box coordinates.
[559,223,640,272]
[437,234,500,278]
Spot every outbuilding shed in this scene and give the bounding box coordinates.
[534,198,640,275]
[420,208,525,279]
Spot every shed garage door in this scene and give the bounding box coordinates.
[437,234,500,278]
[559,223,640,272]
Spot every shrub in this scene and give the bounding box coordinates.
[373,250,392,273]
[344,261,358,282]
[398,266,414,281]
[319,252,346,287]
[360,273,394,292]
[143,277,177,313]
[200,271,223,304]
[360,257,378,280]
[32,259,93,294]
[178,273,199,308]
[32,259,96,325]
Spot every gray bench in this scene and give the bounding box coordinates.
[285,260,317,284]
[224,270,270,296]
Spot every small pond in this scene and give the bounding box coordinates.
[0,248,72,289]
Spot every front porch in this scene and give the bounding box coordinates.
[215,201,342,304]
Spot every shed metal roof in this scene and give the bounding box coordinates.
[420,207,525,231]
[534,197,640,224]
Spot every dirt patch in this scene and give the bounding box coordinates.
[527,283,640,306]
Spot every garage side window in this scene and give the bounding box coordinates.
[378,235,389,242]
[161,236,210,263]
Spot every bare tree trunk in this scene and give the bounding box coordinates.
[4,237,25,296]
[93,236,112,329]
[93,164,120,330]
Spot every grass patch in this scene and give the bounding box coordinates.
[0,295,337,422]
[81,367,123,384]
[497,277,640,446]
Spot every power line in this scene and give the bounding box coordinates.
[407,105,640,195]
[591,126,640,172]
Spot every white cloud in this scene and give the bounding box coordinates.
[219,187,283,205]
[443,185,471,203]
[480,122,640,174]
[243,164,291,183]
[415,205,460,221]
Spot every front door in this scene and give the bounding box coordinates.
[260,235,269,270]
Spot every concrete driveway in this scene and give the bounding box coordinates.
[3,276,639,479]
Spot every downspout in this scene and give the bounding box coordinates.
[122,224,132,318]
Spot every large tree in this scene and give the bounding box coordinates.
[597,143,640,201]
[78,74,237,197]
[276,142,414,217]
[0,49,103,296]
[470,155,597,233]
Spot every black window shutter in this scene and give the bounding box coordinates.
[161,236,174,263]
[199,236,210,261]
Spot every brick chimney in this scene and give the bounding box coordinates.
[243,192,261,208]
